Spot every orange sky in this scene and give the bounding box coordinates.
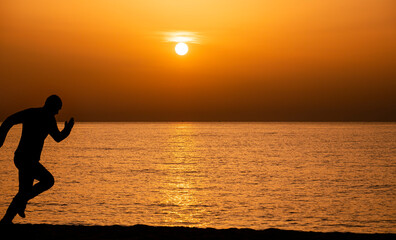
[1,0,395,121]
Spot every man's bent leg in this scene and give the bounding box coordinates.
[28,163,55,201]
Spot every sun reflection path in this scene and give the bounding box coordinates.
[157,123,208,227]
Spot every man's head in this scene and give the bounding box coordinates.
[44,95,62,115]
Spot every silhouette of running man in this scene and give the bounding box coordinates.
[0,95,74,224]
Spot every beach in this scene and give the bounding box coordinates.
[1,224,395,240]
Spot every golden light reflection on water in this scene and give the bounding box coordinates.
[158,123,207,227]
[1,123,395,233]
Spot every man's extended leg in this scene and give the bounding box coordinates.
[0,167,34,223]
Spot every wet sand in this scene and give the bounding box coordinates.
[0,224,394,240]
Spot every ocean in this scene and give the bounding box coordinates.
[0,122,395,233]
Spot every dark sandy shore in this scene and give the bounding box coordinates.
[0,224,394,240]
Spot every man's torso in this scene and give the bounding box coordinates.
[15,108,56,161]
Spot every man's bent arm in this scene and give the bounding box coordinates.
[0,110,27,147]
[49,118,74,143]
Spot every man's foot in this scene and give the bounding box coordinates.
[13,197,27,218]
[0,218,13,225]
[17,202,26,218]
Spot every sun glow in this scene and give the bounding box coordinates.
[164,32,200,44]
[175,42,188,55]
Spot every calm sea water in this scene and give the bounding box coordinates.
[0,123,395,233]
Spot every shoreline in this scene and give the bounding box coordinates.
[1,224,394,240]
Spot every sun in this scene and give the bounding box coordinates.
[175,42,188,55]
